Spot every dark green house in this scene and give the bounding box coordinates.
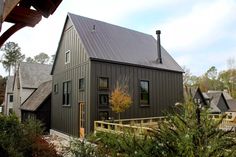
[51,13,184,136]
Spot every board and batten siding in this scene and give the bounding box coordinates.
[51,19,90,136]
[90,60,183,130]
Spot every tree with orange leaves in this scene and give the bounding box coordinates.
[109,82,132,120]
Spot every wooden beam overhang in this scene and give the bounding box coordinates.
[5,6,42,27]
[31,0,63,18]
[0,0,62,47]
[0,23,25,47]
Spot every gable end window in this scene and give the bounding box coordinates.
[140,80,150,106]
[98,77,109,90]
[65,50,71,64]
[63,81,72,106]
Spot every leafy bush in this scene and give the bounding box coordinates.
[0,114,60,157]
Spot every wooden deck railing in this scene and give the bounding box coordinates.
[94,115,236,135]
[94,117,166,135]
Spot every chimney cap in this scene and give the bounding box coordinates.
[156,30,161,35]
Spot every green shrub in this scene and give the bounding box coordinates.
[0,114,60,157]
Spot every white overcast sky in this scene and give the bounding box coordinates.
[1,0,236,76]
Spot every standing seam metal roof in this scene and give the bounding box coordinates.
[68,13,183,73]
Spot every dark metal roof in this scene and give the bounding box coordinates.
[67,13,183,73]
[20,62,52,88]
[20,80,51,111]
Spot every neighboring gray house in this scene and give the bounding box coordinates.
[205,92,229,113]
[3,76,14,115]
[51,13,184,136]
[13,62,52,119]
[21,80,52,132]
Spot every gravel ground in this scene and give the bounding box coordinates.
[44,134,73,157]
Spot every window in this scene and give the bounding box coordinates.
[54,83,58,94]
[79,78,85,91]
[65,50,70,64]
[140,80,149,106]
[99,94,109,106]
[9,95,13,102]
[63,81,71,105]
[98,77,109,90]
[99,111,109,120]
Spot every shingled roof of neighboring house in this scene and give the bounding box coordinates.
[227,99,236,112]
[208,90,233,100]
[53,13,183,73]
[20,80,52,111]
[6,76,14,93]
[207,92,229,113]
[19,62,52,88]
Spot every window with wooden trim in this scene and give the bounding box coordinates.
[65,50,71,64]
[99,94,109,106]
[98,111,109,120]
[63,81,71,106]
[140,80,150,106]
[98,77,109,90]
[54,83,58,94]
[79,78,85,91]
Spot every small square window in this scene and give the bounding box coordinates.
[98,111,109,120]
[54,84,58,94]
[79,78,85,91]
[65,50,70,64]
[98,77,109,90]
[99,94,109,106]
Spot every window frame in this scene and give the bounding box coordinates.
[65,50,71,64]
[140,80,150,107]
[98,110,109,121]
[62,81,72,106]
[98,77,109,90]
[98,94,109,107]
[9,94,13,103]
[79,78,85,91]
[54,83,58,94]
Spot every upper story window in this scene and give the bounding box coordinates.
[9,95,13,103]
[63,81,72,106]
[140,80,149,106]
[65,50,71,64]
[79,78,85,91]
[54,83,58,94]
[98,77,109,90]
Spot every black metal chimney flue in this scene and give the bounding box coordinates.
[156,30,162,64]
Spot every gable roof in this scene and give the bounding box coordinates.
[19,62,52,88]
[6,76,14,93]
[20,80,51,111]
[207,92,229,112]
[52,13,183,74]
